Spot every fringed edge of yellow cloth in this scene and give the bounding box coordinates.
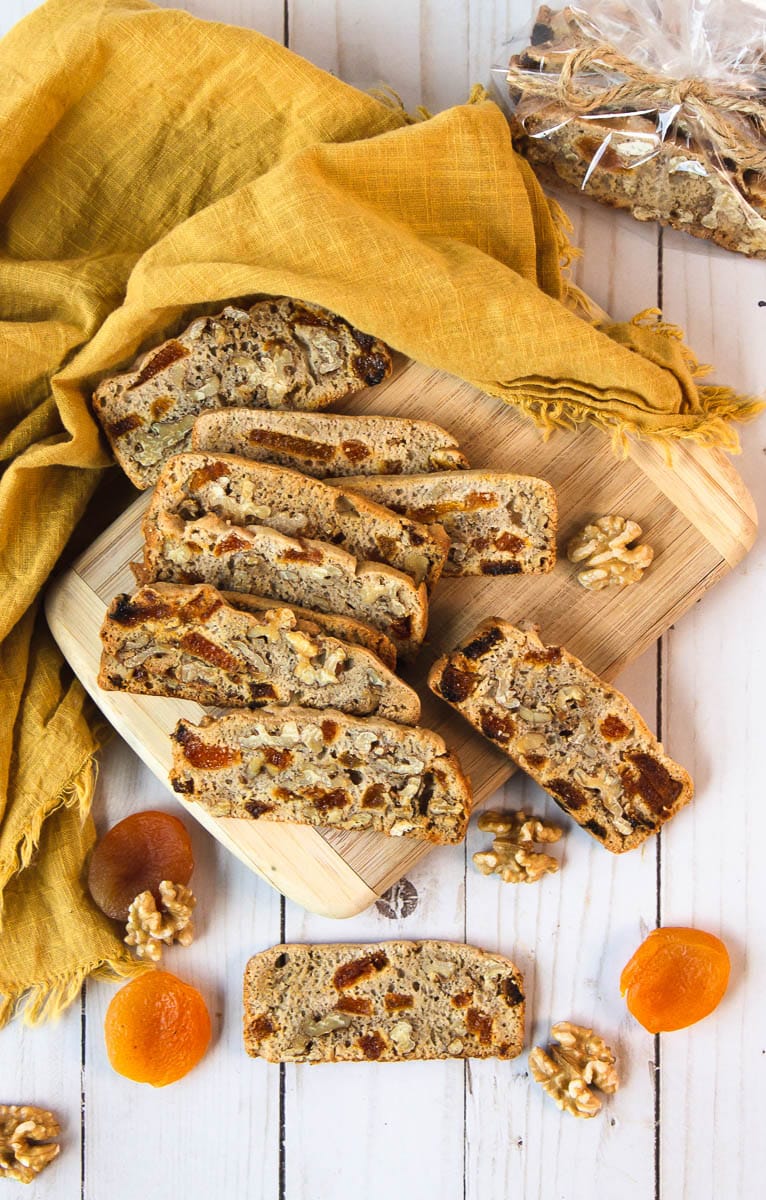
[0,754,96,934]
[488,378,765,461]
[0,955,150,1030]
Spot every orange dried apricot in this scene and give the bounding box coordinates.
[620,927,730,1033]
[104,971,211,1086]
[88,810,194,921]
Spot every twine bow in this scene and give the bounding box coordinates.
[509,36,766,172]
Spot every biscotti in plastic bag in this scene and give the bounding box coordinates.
[496,0,766,257]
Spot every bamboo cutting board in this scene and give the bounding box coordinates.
[45,358,757,917]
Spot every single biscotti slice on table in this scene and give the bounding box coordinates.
[92,297,393,489]
[191,409,470,476]
[145,452,449,590]
[135,510,428,659]
[332,471,557,575]
[243,940,525,1063]
[221,590,397,669]
[428,619,692,852]
[98,583,420,723]
[169,706,471,843]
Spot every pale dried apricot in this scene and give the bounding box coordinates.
[88,810,194,921]
[620,926,730,1033]
[104,971,211,1086]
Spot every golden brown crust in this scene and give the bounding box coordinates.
[142,452,449,592]
[98,583,419,723]
[169,706,472,843]
[92,298,393,488]
[334,471,557,576]
[429,618,693,852]
[243,940,524,1063]
[192,409,470,477]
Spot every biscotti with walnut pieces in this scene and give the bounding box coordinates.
[222,590,396,669]
[429,619,693,852]
[507,7,766,258]
[244,940,525,1062]
[98,583,420,723]
[191,409,470,476]
[135,509,428,660]
[170,707,472,843]
[333,471,557,575]
[92,297,393,488]
[144,453,449,591]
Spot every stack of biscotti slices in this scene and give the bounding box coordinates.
[100,582,473,843]
[93,299,558,851]
[190,410,558,576]
[92,297,394,488]
[134,451,449,658]
[99,583,418,721]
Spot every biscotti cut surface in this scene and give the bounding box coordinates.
[170,707,472,843]
[191,409,470,476]
[335,471,557,575]
[429,619,693,852]
[98,584,419,723]
[145,453,449,590]
[244,940,524,1062]
[221,590,397,669]
[92,297,393,488]
[137,510,428,659]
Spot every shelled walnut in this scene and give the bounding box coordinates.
[0,1105,60,1184]
[567,516,653,590]
[125,880,196,962]
[473,810,561,883]
[529,1021,619,1118]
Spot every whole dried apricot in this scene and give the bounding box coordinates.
[620,927,730,1033]
[88,810,194,921]
[104,971,211,1086]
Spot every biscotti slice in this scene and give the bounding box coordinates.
[98,584,419,723]
[145,453,449,590]
[170,706,471,843]
[332,471,557,575]
[138,511,428,659]
[92,297,393,488]
[244,940,525,1063]
[429,619,693,852]
[222,591,396,669]
[191,409,470,476]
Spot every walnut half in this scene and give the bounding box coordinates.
[0,1105,60,1184]
[567,515,653,590]
[125,880,196,962]
[529,1021,619,1118]
[473,810,561,883]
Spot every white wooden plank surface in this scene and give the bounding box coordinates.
[1,2,764,1199]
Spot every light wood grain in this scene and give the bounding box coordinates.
[46,356,756,914]
[655,228,766,1198]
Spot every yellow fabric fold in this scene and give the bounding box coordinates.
[0,0,760,1023]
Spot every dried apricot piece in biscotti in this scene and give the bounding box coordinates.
[88,810,194,921]
[620,927,730,1033]
[104,971,211,1086]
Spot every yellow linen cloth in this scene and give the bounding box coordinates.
[0,0,759,1024]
